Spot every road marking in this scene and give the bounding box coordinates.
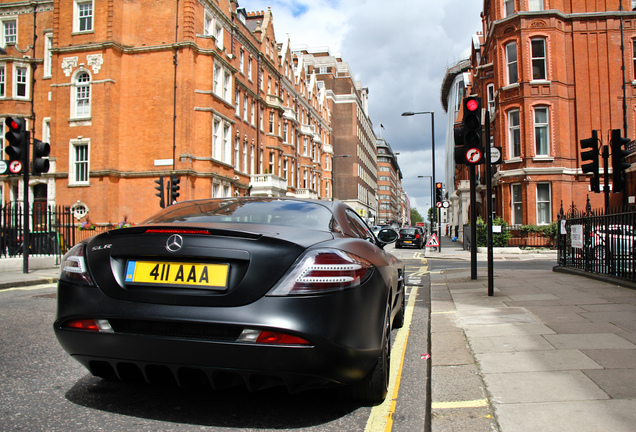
[0,284,55,293]
[432,310,455,315]
[365,284,420,432]
[432,399,489,409]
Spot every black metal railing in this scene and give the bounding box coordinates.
[557,201,635,282]
[1,203,76,260]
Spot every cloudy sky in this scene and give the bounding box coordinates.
[237,0,484,214]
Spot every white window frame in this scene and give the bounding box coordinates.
[506,42,518,85]
[73,0,94,33]
[533,106,550,156]
[70,138,90,185]
[72,70,91,119]
[536,183,551,225]
[511,183,523,225]
[2,18,17,46]
[204,12,213,36]
[529,0,544,11]
[487,84,495,117]
[214,20,223,50]
[531,38,547,81]
[0,64,5,98]
[508,109,521,158]
[13,63,29,99]
[43,33,53,78]
[504,0,515,17]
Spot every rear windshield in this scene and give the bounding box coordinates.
[400,229,417,235]
[142,198,336,231]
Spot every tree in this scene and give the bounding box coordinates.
[410,208,424,224]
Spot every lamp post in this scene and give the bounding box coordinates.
[402,110,440,251]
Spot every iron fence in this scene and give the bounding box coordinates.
[557,202,636,283]
[1,203,76,259]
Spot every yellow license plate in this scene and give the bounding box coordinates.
[405,240,412,243]
[125,261,229,290]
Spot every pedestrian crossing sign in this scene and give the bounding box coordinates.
[426,233,440,248]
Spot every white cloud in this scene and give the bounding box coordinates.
[237,0,482,213]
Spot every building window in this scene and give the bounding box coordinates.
[223,71,231,101]
[528,0,544,11]
[504,0,515,16]
[74,1,93,33]
[234,136,240,169]
[511,183,523,225]
[534,107,550,155]
[243,95,248,121]
[0,65,5,97]
[536,183,551,225]
[74,71,90,118]
[14,65,28,98]
[487,84,495,117]
[633,39,636,79]
[71,140,90,185]
[214,21,223,50]
[3,19,16,45]
[242,141,248,173]
[508,109,521,158]
[44,34,53,78]
[213,119,221,160]
[531,39,547,80]
[248,57,253,81]
[269,111,274,134]
[506,42,518,84]
[268,152,274,174]
[204,13,213,36]
[239,49,244,73]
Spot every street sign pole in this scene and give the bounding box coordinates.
[23,131,30,273]
[470,163,477,280]
[485,111,494,296]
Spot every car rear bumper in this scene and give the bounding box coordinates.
[53,280,388,392]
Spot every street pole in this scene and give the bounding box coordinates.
[23,131,30,273]
[485,112,494,296]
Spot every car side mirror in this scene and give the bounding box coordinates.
[377,228,398,245]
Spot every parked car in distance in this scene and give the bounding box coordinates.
[589,224,635,259]
[396,226,425,249]
[53,197,405,402]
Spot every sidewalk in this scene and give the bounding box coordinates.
[0,257,60,290]
[429,236,636,432]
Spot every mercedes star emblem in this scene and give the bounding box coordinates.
[166,234,184,253]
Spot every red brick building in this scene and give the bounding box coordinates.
[445,0,636,234]
[1,1,384,228]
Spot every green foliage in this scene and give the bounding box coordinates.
[475,216,512,247]
[410,208,423,224]
[519,222,558,241]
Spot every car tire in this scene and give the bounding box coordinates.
[346,307,390,403]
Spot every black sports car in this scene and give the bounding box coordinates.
[54,197,405,402]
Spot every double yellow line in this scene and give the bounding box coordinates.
[365,261,427,431]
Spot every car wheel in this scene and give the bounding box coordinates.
[347,308,390,403]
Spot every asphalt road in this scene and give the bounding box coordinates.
[0,249,432,432]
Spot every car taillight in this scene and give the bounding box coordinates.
[63,319,113,332]
[60,244,94,286]
[237,328,311,345]
[267,249,374,296]
[415,233,420,239]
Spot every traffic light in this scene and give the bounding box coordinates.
[154,176,165,208]
[580,130,600,193]
[435,182,443,204]
[5,117,26,173]
[610,129,632,193]
[455,96,483,165]
[169,175,180,204]
[31,139,50,176]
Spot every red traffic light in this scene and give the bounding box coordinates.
[466,98,479,112]
[435,182,442,189]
